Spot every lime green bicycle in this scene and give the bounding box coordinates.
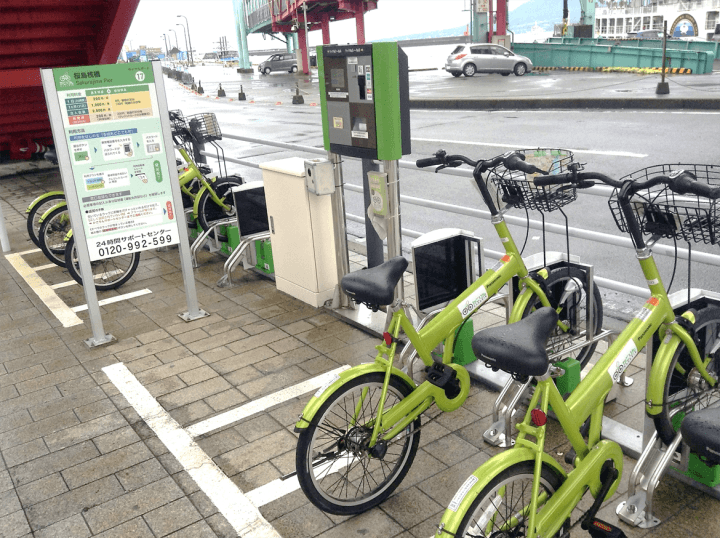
[293,150,604,515]
[437,164,720,538]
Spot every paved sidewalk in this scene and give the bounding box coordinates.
[1,167,717,537]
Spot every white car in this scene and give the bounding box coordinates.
[445,43,533,77]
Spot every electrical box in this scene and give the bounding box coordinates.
[261,157,338,307]
[304,159,335,196]
[318,42,411,161]
[411,229,484,313]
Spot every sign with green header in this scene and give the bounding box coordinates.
[51,62,179,261]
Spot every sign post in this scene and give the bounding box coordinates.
[41,61,206,347]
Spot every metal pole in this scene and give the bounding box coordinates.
[178,15,194,65]
[656,20,670,94]
[169,29,178,51]
[361,158,384,268]
[303,2,310,73]
[176,23,189,63]
[161,34,168,57]
[0,199,10,252]
[328,152,351,308]
[383,160,403,301]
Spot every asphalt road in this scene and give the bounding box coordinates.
[164,73,720,321]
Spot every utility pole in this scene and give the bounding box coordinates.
[177,15,194,66]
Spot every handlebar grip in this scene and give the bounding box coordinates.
[533,173,571,186]
[416,157,443,168]
[671,172,720,199]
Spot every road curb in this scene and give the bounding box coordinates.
[409,97,720,110]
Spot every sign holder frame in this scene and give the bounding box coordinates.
[40,61,207,348]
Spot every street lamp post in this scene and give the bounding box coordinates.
[161,34,169,58]
[168,28,179,59]
[177,15,194,66]
[176,23,189,64]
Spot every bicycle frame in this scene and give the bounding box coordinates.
[437,239,717,538]
[176,147,230,215]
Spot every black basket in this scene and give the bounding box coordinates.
[608,164,720,245]
[487,148,575,212]
[187,113,222,143]
[169,110,190,141]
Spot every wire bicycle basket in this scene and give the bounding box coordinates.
[487,148,575,212]
[187,113,222,144]
[609,164,720,245]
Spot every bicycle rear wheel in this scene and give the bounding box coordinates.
[196,176,243,243]
[454,461,567,538]
[38,205,71,268]
[27,193,65,247]
[296,372,421,515]
[653,305,720,445]
[523,265,603,369]
[64,236,140,291]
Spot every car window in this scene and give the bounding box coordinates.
[451,46,465,54]
[270,55,281,61]
[469,47,485,54]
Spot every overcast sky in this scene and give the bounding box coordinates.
[126,0,527,54]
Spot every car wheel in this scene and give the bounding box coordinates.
[263,67,271,75]
[514,63,527,76]
[451,72,461,78]
[291,65,298,73]
[463,63,476,77]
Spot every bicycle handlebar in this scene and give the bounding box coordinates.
[415,150,548,176]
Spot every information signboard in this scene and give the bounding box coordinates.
[51,62,179,261]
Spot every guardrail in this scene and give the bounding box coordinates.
[545,36,720,58]
[199,133,720,300]
[514,42,715,74]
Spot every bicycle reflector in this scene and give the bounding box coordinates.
[531,408,547,427]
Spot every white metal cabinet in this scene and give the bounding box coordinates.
[260,158,338,307]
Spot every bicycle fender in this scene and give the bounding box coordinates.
[192,185,207,217]
[39,201,67,223]
[645,332,682,417]
[437,448,567,536]
[26,191,65,214]
[294,363,416,432]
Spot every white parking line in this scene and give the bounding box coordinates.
[412,137,648,158]
[187,365,350,438]
[71,289,152,312]
[4,252,83,327]
[103,363,281,538]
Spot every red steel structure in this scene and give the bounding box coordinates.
[0,0,140,160]
[268,0,377,73]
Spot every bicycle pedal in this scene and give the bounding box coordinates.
[585,518,627,538]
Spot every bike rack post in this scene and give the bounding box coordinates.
[217,230,272,288]
[189,217,236,268]
[483,377,533,447]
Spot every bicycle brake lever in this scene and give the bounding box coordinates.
[434,164,447,173]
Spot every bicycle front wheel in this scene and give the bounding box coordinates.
[653,305,720,445]
[523,266,603,369]
[38,204,71,268]
[27,193,65,247]
[196,177,243,243]
[65,236,140,291]
[455,461,567,538]
[296,372,421,515]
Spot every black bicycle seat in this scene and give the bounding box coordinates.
[341,257,408,307]
[472,307,559,378]
[680,407,720,464]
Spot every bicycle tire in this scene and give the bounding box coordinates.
[296,372,421,515]
[523,266,604,369]
[38,204,71,268]
[26,193,65,247]
[454,461,567,538]
[653,305,720,445]
[64,236,140,291]
[196,177,243,243]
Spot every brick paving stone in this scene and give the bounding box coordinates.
[16,474,67,507]
[114,337,182,363]
[236,414,283,443]
[136,328,170,345]
[158,376,231,410]
[268,397,306,427]
[169,400,215,425]
[158,452,184,476]
[115,458,168,492]
[422,434,482,468]
[0,488,22,518]
[56,375,97,397]
[206,512,238,538]
[43,411,127,452]
[124,355,163,375]
[273,503,334,538]
[225,328,288,355]
[25,475,124,532]
[92,517,155,538]
[175,327,212,345]
[212,346,276,375]
[61,441,153,490]
[215,428,297,476]
[178,365,218,385]
[43,355,81,374]
[143,496,203,537]
[0,509,32,538]
[83,476,184,534]
[255,346,318,374]
[0,470,12,493]
[0,409,32,435]
[196,428,247,459]
[171,469,200,496]
[0,384,19,402]
[260,487,310,522]
[241,320,276,336]
[316,508,404,538]
[204,388,248,412]
[9,441,100,488]
[230,460,280,492]
[380,487,444,530]
[73,398,117,423]
[3,438,49,469]
[169,519,219,538]
[33,514,91,538]
[136,356,204,385]
[145,376,187,399]
[308,336,348,354]
[238,365,310,400]
[0,365,46,389]
[188,490,218,518]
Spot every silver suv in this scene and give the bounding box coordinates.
[258,53,298,75]
[445,44,533,77]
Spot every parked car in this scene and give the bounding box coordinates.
[445,44,533,77]
[258,53,298,75]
